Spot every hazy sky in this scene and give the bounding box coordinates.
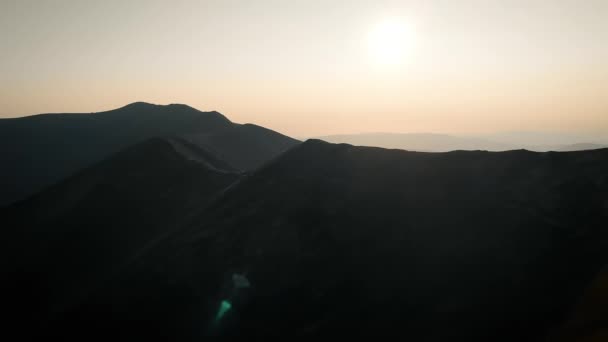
[1,0,607,137]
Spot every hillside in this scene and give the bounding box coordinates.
[0,102,298,205]
[185,123,299,171]
[35,140,608,341]
[2,137,242,338]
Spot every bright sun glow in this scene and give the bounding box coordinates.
[367,18,416,68]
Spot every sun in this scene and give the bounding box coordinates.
[367,18,416,68]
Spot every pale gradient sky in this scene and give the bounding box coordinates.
[1,0,607,137]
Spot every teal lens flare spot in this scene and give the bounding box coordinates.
[215,300,232,323]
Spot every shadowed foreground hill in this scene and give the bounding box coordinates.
[41,140,608,341]
[3,137,242,338]
[0,102,298,205]
[550,267,608,342]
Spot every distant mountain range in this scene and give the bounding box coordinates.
[317,132,607,152]
[4,136,607,341]
[552,143,608,152]
[0,102,298,205]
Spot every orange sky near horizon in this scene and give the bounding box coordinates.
[1,0,607,137]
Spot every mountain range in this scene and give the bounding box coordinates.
[2,103,607,341]
[3,137,243,337]
[317,133,607,152]
[0,102,298,206]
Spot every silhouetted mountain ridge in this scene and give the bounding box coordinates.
[3,137,243,337]
[27,139,607,341]
[318,132,607,152]
[0,102,298,205]
[185,123,299,171]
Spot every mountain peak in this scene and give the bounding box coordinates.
[301,138,340,148]
[166,103,199,111]
[117,102,219,114]
[118,101,193,111]
[119,101,157,110]
[103,102,232,126]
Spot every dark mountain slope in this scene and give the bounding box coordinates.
[549,267,608,342]
[53,141,608,341]
[3,137,241,338]
[185,123,300,171]
[0,102,298,205]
